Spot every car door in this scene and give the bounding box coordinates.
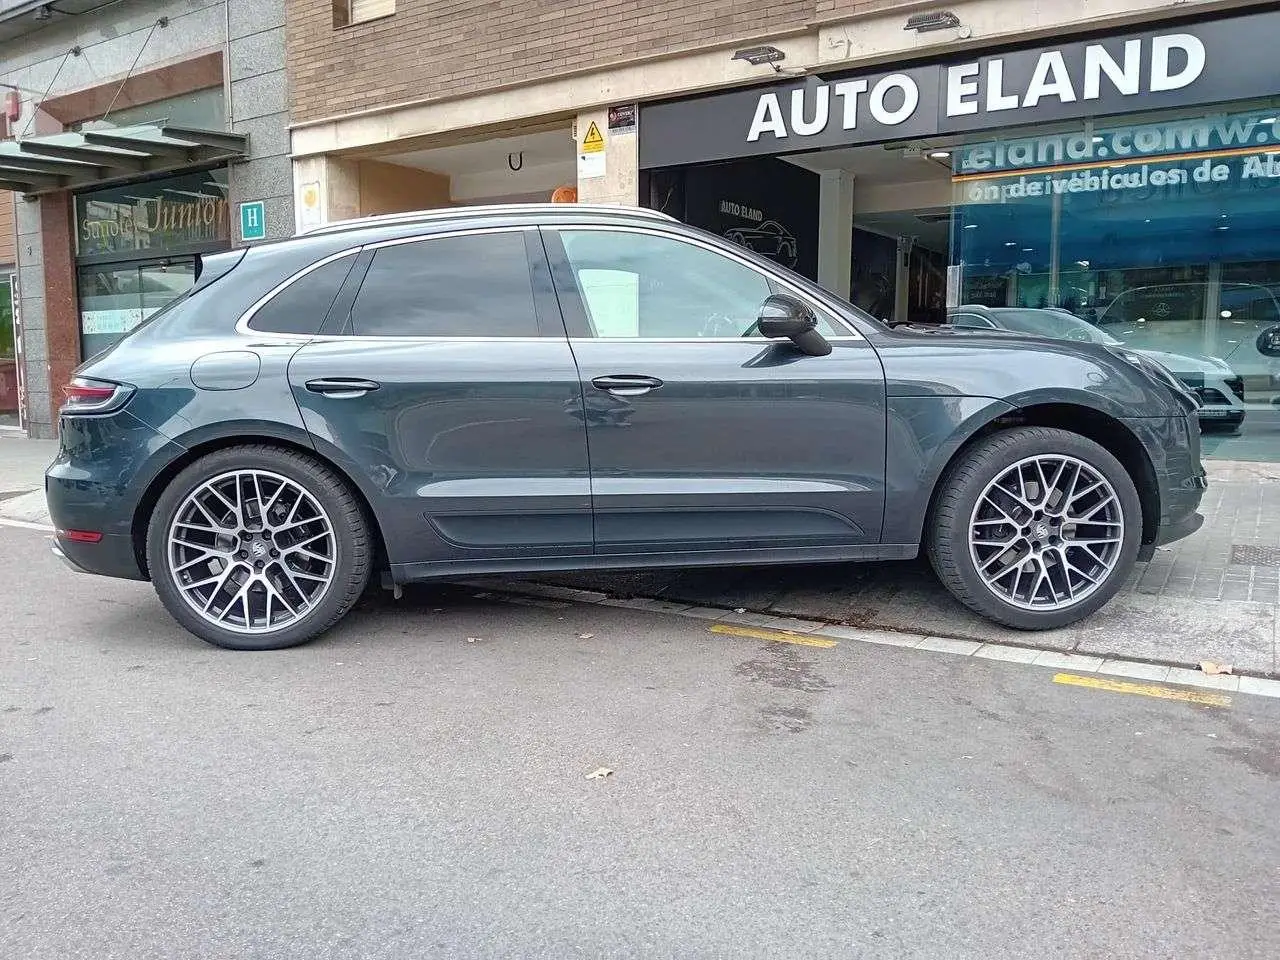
[540,225,887,557]
[285,227,592,574]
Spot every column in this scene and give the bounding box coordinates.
[292,155,362,232]
[817,170,854,298]
[575,108,638,206]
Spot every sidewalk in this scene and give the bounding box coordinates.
[0,433,56,524]
[1,433,1276,676]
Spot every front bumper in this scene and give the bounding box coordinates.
[1123,413,1208,560]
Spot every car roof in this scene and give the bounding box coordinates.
[297,203,677,239]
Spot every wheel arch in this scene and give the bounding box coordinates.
[923,403,1160,548]
[130,432,390,580]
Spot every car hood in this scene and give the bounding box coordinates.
[1133,348,1233,376]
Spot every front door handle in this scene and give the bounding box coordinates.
[305,377,381,398]
[592,375,664,397]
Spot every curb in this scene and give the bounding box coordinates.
[466,579,1280,701]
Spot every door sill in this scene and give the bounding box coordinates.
[392,543,919,583]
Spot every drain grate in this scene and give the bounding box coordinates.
[1230,544,1280,567]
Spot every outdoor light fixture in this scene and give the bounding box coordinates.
[904,11,961,32]
[732,45,787,68]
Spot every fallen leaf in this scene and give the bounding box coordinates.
[466,637,481,644]
[585,767,613,780]
[578,632,595,640]
[734,608,747,614]
[1199,660,1233,675]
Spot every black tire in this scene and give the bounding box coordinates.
[926,427,1142,631]
[147,445,372,650]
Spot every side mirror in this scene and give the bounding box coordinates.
[757,294,832,357]
[1258,324,1280,357]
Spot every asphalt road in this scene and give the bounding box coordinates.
[2,524,1279,960]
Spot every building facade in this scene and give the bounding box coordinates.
[0,0,293,439]
[287,0,1280,469]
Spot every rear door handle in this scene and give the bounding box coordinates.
[305,377,381,398]
[592,375,664,397]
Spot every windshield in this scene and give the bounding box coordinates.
[990,309,1120,345]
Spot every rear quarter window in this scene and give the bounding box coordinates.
[247,254,358,335]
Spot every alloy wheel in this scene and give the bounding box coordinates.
[968,455,1125,611]
[166,470,338,634]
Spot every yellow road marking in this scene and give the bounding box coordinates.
[1053,673,1231,707]
[710,623,837,648]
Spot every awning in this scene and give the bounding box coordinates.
[0,123,248,196]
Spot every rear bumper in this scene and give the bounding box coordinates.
[45,409,185,583]
[49,531,147,581]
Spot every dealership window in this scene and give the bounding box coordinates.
[75,168,230,359]
[334,0,394,27]
[950,103,1280,459]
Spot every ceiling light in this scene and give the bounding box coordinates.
[963,224,978,230]
[1218,225,1230,230]
[1005,241,1017,247]
[905,10,961,32]
[1022,247,1034,252]
[1262,117,1277,124]
[1092,135,1105,143]
[731,45,786,67]
[929,150,951,159]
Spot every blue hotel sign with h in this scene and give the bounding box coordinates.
[239,200,266,242]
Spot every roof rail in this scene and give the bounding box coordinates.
[298,202,678,237]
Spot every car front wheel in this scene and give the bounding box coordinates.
[147,445,372,650]
[927,427,1142,630]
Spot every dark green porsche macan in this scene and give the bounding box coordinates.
[47,204,1208,650]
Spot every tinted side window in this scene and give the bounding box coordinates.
[249,255,356,335]
[951,313,995,329]
[556,229,844,339]
[351,232,538,337]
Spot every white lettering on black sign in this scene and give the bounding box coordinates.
[746,32,1207,143]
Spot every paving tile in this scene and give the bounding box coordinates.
[916,636,984,656]
[1238,676,1280,698]
[611,597,694,615]
[677,606,736,621]
[756,615,826,634]
[1097,660,1171,683]
[1032,650,1105,672]
[814,625,924,648]
[1166,667,1240,692]
[973,644,1043,664]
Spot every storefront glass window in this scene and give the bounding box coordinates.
[75,168,229,358]
[78,261,196,360]
[952,104,1280,460]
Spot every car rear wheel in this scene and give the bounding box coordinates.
[147,445,372,650]
[927,427,1142,630]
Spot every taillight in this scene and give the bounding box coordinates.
[61,376,133,414]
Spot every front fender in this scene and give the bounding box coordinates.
[882,395,1014,545]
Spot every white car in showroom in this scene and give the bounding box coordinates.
[948,304,1246,431]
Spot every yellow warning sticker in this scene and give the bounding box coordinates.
[581,121,605,153]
